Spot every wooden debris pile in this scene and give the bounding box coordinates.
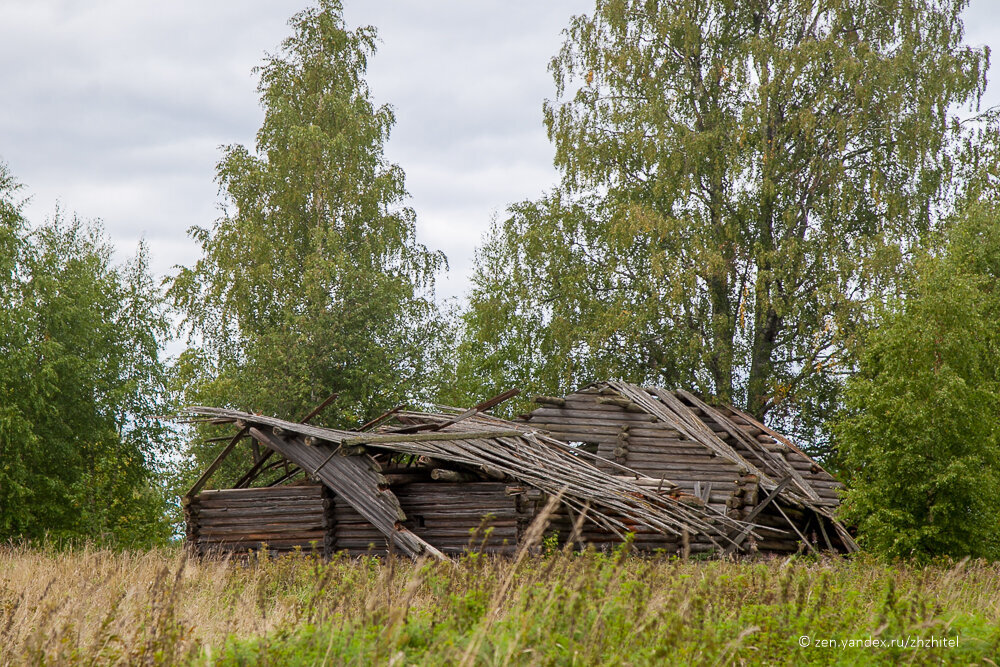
[521,381,857,555]
[177,391,754,559]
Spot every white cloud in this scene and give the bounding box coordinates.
[0,0,590,301]
[1,0,997,308]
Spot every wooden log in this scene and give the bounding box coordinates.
[530,398,650,414]
[723,477,793,556]
[196,512,325,524]
[248,428,444,560]
[197,537,327,549]
[533,395,567,407]
[480,465,508,481]
[596,397,644,412]
[297,391,340,424]
[382,473,425,486]
[526,409,659,424]
[196,485,323,497]
[531,423,645,437]
[195,507,326,520]
[341,430,526,447]
[429,468,480,483]
[197,530,326,540]
[186,427,249,498]
[190,500,326,514]
[197,526,327,538]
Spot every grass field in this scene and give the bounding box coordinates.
[2,542,999,665]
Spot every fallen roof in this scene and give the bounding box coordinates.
[528,381,857,552]
[177,403,753,559]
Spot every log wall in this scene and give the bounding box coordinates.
[187,482,526,558]
[524,386,849,555]
[524,388,743,516]
[185,485,332,557]
[333,482,522,556]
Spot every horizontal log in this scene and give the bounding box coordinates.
[536,423,686,439]
[333,526,385,544]
[193,510,327,524]
[526,409,659,424]
[410,528,518,539]
[619,456,742,472]
[534,397,637,411]
[190,498,327,511]
[197,532,326,543]
[618,470,743,485]
[194,507,326,519]
[596,397,645,412]
[619,462,745,477]
[413,517,520,528]
[394,498,517,509]
[633,480,737,495]
[196,486,323,498]
[534,424,648,438]
[383,473,425,486]
[196,517,326,529]
[430,469,480,483]
[197,538,326,550]
[533,396,566,407]
[197,526,326,538]
[802,478,843,490]
[192,491,326,503]
[396,482,510,492]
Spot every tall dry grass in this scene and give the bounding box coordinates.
[2,541,1000,665]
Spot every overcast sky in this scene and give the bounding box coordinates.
[1,0,998,307]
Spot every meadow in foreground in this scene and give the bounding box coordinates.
[2,541,999,665]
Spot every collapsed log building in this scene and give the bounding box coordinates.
[521,381,856,554]
[180,385,855,559]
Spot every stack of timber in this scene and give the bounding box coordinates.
[521,381,857,555]
[177,396,753,560]
[185,485,331,557]
[335,483,522,556]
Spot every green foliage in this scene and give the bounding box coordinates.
[212,553,999,665]
[168,0,446,485]
[456,0,994,451]
[837,204,1000,559]
[10,545,1000,664]
[0,162,174,546]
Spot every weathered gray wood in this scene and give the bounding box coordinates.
[722,477,793,556]
[342,430,526,447]
[430,468,479,483]
[233,449,277,488]
[528,409,660,423]
[534,395,566,407]
[196,485,323,497]
[248,427,446,560]
[183,405,752,555]
[773,502,818,555]
[678,390,822,504]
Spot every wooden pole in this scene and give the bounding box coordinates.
[722,476,792,556]
[395,388,521,433]
[774,502,819,555]
[342,430,526,447]
[186,427,249,498]
[297,392,340,424]
[359,403,406,431]
[233,449,276,488]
